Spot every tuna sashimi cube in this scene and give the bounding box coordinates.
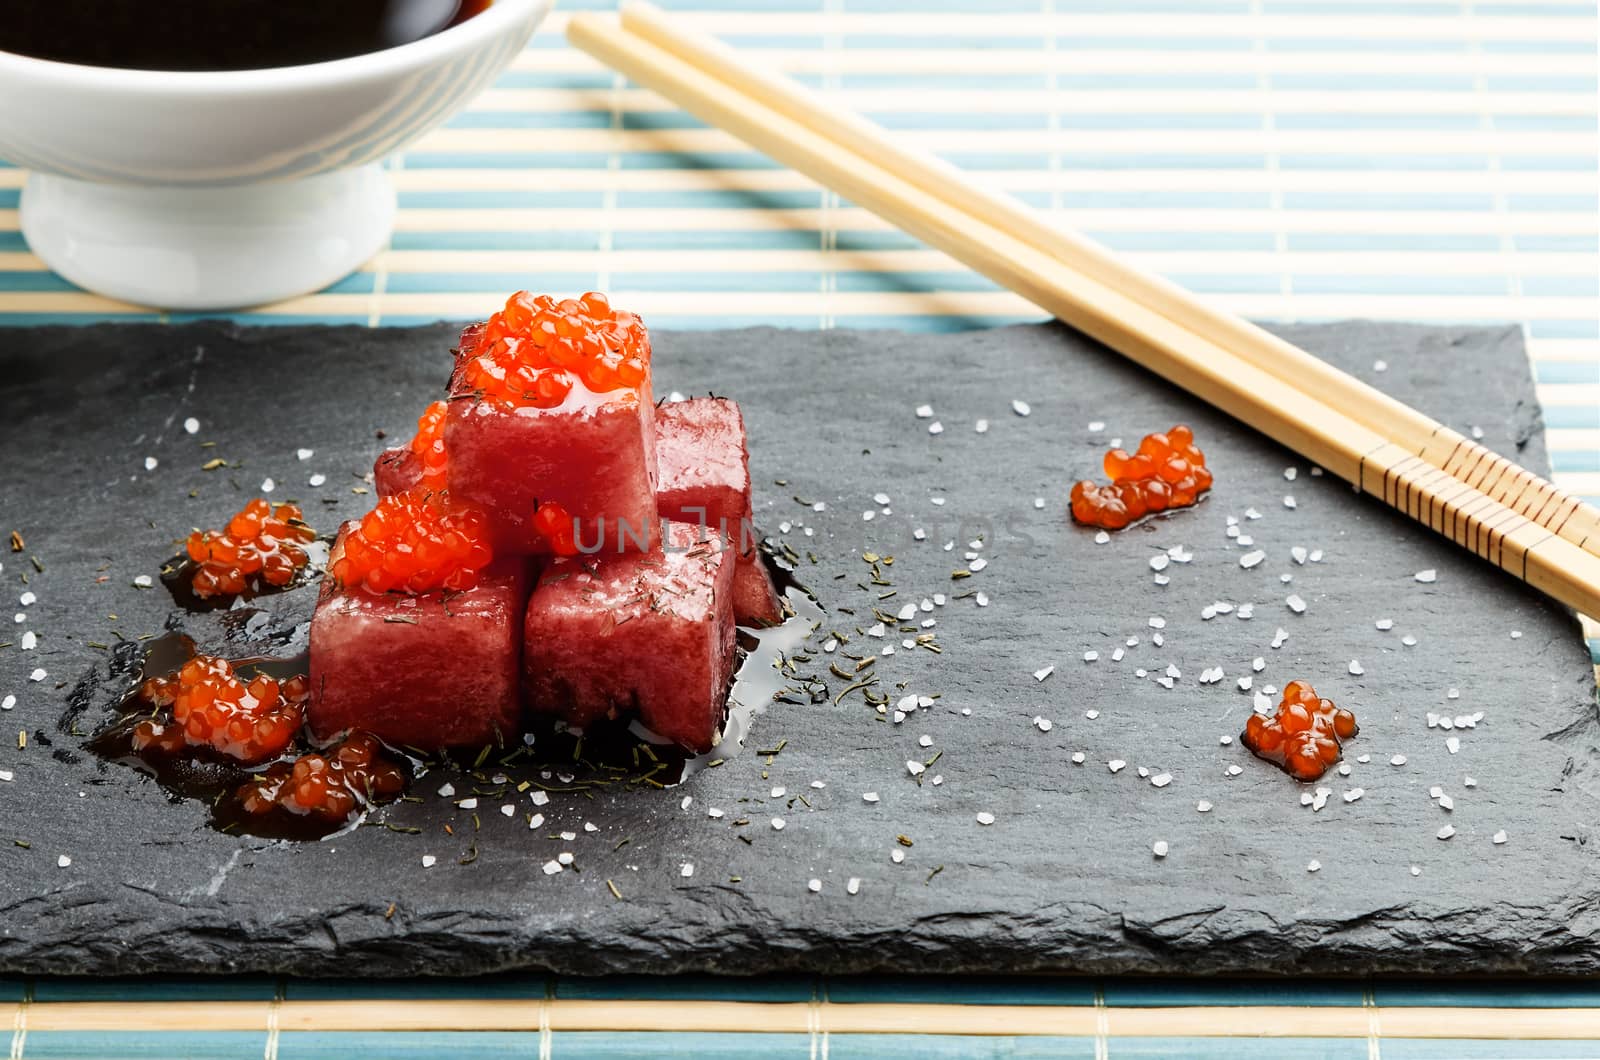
[732,554,783,626]
[523,521,736,752]
[373,445,420,497]
[655,397,783,624]
[446,324,658,555]
[310,529,530,751]
[655,398,753,546]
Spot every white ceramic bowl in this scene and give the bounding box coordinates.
[0,0,552,310]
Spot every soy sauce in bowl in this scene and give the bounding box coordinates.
[0,0,494,72]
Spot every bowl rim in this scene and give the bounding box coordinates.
[0,0,552,93]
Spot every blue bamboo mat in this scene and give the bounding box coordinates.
[2,0,1599,1055]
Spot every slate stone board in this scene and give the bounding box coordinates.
[0,319,1595,979]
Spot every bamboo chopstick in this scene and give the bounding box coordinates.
[566,4,1600,618]
[608,0,1600,566]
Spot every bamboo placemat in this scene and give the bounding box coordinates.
[4,974,1600,1056]
[1,0,1597,1054]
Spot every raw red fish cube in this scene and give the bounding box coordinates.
[373,445,420,497]
[523,520,736,752]
[655,397,781,624]
[309,526,529,751]
[446,324,658,555]
[655,398,753,544]
[732,556,783,626]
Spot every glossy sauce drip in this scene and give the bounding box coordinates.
[0,1,492,72]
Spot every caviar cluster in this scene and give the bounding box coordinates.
[1241,680,1359,781]
[456,290,651,407]
[408,400,450,493]
[329,492,494,594]
[130,655,307,764]
[235,733,405,822]
[530,499,578,556]
[1070,425,1213,530]
[185,499,317,598]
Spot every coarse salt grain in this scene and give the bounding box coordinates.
[1012,399,1031,417]
[915,404,933,418]
[183,417,200,434]
[976,811,996,825]
[847,877,861,895]
[1493,830,1507,844]
[927,421,944,435]
[863,792,880,803]
[1415,569,1437,583]
[680,863,694,877]
[1152,840,1169,858]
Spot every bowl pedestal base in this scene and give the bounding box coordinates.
[21,164,396,312]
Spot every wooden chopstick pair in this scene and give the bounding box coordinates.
[568,3,1600,618]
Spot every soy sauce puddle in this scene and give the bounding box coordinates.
[87,633,416,841]
[89,551,824,838]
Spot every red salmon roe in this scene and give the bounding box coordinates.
[408,400,450,493]
[185,499,317,598]
[1241,680,1359,782]
[457,290,650,408]
[530,499,579,557]
[236,733,405,822]
[329,492,493,595]
[130,656,307,764]
[1070,425,1213,531]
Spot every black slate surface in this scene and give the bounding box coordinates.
[0,319,1595,978]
